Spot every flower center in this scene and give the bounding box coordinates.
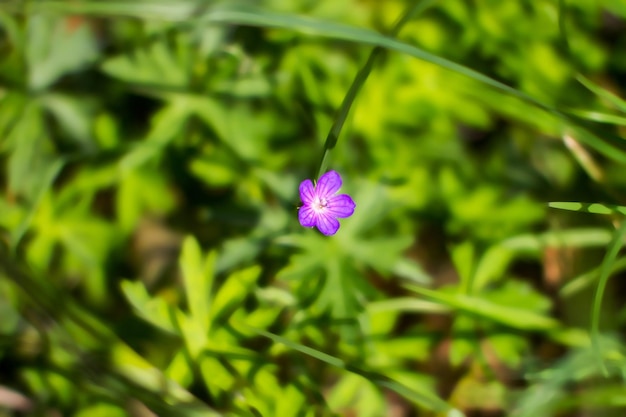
[313,197,328,212]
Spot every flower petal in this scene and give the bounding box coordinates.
[298,204,317,227]
[299,179,316,204]
[326,194,355,218]
[316,170,342,198]
[316,212,340,236]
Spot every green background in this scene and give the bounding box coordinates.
[2,1,626,416]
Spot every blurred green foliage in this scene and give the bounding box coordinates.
[2,0,626,416]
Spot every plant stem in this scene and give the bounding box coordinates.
[316,0,437,179]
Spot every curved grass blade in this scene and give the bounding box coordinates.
[577,75,626,114]
[591,220,626,374]
[549,202,626,216]
[244,326,455,414]
[566,109,626,126]
[565,126,626,165]
[26,2,551,110]
[34,1,626,162]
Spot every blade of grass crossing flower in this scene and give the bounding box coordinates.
[591,220,626,375]
[549,202,626,216]
[316,0,436,179]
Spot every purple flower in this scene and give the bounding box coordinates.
[298,170,356,236]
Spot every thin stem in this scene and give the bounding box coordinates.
[315,0,437,179]
[591,220,626,375]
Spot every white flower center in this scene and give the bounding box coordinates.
[313,197,328,213]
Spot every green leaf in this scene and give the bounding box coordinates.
[211,265,261,322]
[38,93,95,148]
[116,168,175,233]
[33,2,626,160]
[449,315,477,366]
[119,101,190,171]
[391,258,432,285]
[473,246,514,291]
[180,237,215,334]
[27,14,99,90]
[11,157,65,249]
[405,285,560,331]
[120,280,180,334]
[451,242,475,294]
[165,351,193,387]
[101,36,189,87]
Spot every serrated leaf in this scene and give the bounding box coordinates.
[120,280,179,334]
[101,38,188,87]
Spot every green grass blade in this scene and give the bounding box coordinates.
[566,126,626,164]
[28,2,544,108]
[26,1,195,20]
[577,75,626,114]
[367,297,450,314]
[405,285,560,331]
[591,220,626,374]
[502,228,613,253]
[560,257,626,298]
[251,327,345,368]
[549,202,626,216]
[244,326,454,413]
[33,2,626,162]
[566,109,626,126]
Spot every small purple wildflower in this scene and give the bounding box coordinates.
[298,170,356,236]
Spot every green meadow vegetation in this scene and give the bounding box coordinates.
[2,1,626,416]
